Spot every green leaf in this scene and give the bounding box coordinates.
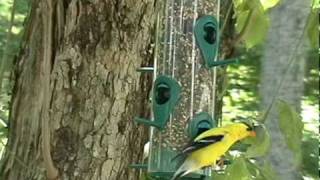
[242,9,269,48]
[312,0,320,9]
[277,100,304,165]
[306,10,319,48]
[244,160,260,178]
[225,157,251,180]
[257,162,278,180]
[301,131,318,178]
[212,172,228,180]
[235,10,250,32]
[233,0,270,48]
[211,157,252,180]
[0,126,8,135]
[259,0,280,10]
[244,125,271,158]
[246,160,278,180]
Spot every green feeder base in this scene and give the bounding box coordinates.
[148,147,211,180]
[149,171,211,180]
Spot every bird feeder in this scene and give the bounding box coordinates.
[133,0,236,179]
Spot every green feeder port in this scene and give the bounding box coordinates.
[153,76,181,130]
[194,15,239,68]
[135,76,181,130]
[194,15,219,68]
[187,112,217,140]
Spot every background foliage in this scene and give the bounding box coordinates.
[0,0,30,156]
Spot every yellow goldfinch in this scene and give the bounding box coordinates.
[171,122,256,180]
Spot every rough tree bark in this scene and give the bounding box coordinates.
[260,0,310,179]
[0,0,155,179]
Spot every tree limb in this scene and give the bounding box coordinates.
[40,0,59,179]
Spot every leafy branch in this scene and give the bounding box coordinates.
[0,0,17,94]
[232,0,279,48]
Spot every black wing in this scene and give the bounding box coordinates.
[172,135,224,163]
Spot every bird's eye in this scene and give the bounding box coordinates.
[246,127,253,131]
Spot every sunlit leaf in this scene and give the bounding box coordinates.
[259,0,280,10]
[233,0,270,48]
[235,10,250,32]
[306,10,319,48]
[277,100,304,165]
[242,9,269,48]
[312,0,320,9]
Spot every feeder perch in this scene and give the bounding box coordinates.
[136,67,154,73]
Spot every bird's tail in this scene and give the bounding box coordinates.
[171,169,191,180]
[170,161,197,180]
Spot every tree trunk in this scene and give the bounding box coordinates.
[260,0,310,179]
[0,0,155,179]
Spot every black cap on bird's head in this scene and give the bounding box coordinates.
[240,121,259,137]
[241,121,253,130]
[230,119,260,136]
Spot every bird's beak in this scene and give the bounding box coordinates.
[249,131,256,137]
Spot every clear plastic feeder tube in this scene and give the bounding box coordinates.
[149,0,219,178]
